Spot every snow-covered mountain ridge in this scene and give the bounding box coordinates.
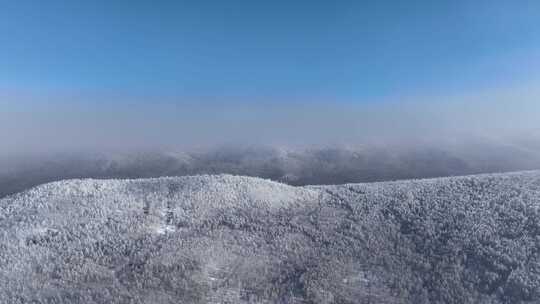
[2,171,540,303]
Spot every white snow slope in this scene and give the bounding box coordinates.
[1,171,540,303]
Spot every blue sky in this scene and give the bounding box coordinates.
[1,0,539,103]
[1,1,540,155]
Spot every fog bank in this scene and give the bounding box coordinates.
[1,84,540,158]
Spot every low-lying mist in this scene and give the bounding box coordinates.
[1,84,540,197]
[2,138,540,199]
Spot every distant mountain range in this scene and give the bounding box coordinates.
[2,140,540,198]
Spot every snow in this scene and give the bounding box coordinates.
[1,171,540,303]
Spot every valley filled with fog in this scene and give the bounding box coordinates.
[2,138,540,199]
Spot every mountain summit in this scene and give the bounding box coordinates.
[2,172,540,303]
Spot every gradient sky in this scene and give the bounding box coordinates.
[1,1,540,156]
[1,0,539,102]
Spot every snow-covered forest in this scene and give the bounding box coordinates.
[1,171,540,303]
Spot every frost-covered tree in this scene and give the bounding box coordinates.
[1,171,540,303]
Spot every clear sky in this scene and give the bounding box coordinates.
[1,0,539,102]
[1,1,540,155]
